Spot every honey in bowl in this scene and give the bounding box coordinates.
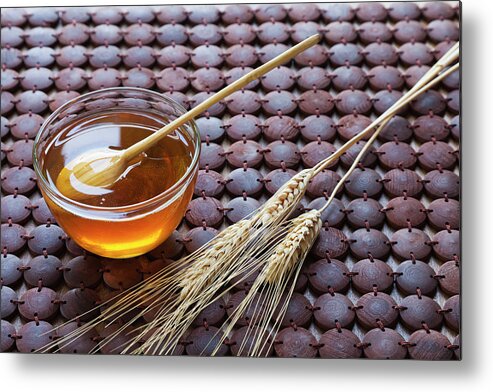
[34,89,199,258]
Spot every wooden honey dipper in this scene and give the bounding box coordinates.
[55,34,321,199]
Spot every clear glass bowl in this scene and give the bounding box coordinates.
[33,88,200,258]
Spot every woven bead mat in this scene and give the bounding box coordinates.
[0,2,461,358]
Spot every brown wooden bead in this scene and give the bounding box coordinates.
[437,260,460,296]
[274,327,317,358]
[190,67,224,92]
[378,116,413,142]
[1,320,16,352]
[306,170,342,198]
[1,285,18,318]
[147,231,184,261]
[273,292,312,328]
[56,322,98,354]
[364,42,398,66]
[340,141,377,169]
[443,295,460,332]
[335,90,372,114]
[325,21,357,43]
[192,297,226,327]
[263,115,299,141]
[356,292,398,330]
[417,141,457,172]
[185,197,224,228]
[225,114,262,141]
[433,230,460,261]
[298,90,334,115]
[191,45,223,68]
[427,198,460,230]
[389,2,421,20]
[157,44,189,67]
[0,253,23,286]
[225,168,263,197]
[394,20,427,43]
[18,287,59,321]
[299,115,336,142]
[428,19,459,42]
[349,228,391,260]
[383,168,423,198]
[189,24,222,46]
[390,228,432,261]
[16,321,54,353]
[319,329,361,359]
[395,260,437,296]
[411,90,447,115]
[27,224,65,255]
[264,140,300,169]
[359,21,392,43]
[399,295,443,331]
[1,223,27,253]
[199,142,225,170]
[351,258,393,293]
[183,227,218,254]
[312,227,348,259]
[308,258,350,294]
[263,90,297,115]
[297,66,331,91]
[362,328,407,359]
[263,168,297,195]
[345,168,382,199]
[1,194,31,224]
[307,197,346,228]
[226,140,263,168]
[195,117,224,143]
[332,65,367,92]
[337,114,373,141]
[5,139,34,167]
[413,115,450,142]
[257,21,290,44]
[346,198,385,228]
[223,5,254,24]
[224,44,257,67]
[408,330,453,360]
[367,65,404,90]
[258,43,289,63]
[23,255,62,288]
[229,325,273,357]
[261,66,296,91]
[227,90,261,114]
[313,293,355,330]
[329,43,363,66]
[225,197,261,223]
[399,42,434,65]
[300,141,337,168]
[373,90,405,114]
[194,170,225,198]
[255,4,287,22]
[385,197,427,228]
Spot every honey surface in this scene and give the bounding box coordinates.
[42,111,194,207]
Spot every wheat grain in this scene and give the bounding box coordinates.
[263,210,322,284]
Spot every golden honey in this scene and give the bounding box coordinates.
[34,89,199,258]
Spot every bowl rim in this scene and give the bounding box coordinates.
[32,87,201,213]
